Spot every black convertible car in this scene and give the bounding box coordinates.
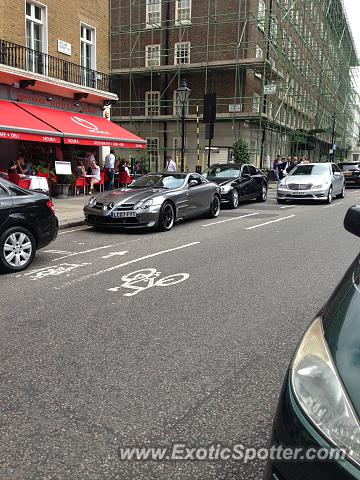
[201,163,268,208]
[265,206,360,480]
[0,178,58,273]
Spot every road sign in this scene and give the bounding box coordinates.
[264,84,277,95]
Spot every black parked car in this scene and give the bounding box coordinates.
[0,178,58,273]
[201,163,268,208]
[338,162,360,187]
[265,205,360,480]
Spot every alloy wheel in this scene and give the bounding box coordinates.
[231,189,239,208]
[162,203,174,230]
[3,232,33,268]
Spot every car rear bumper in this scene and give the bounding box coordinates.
[265,373,360,480]
[37,215,58,249]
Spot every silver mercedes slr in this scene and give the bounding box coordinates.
[84,173,221,231]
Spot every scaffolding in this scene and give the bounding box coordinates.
[110,0,359,171]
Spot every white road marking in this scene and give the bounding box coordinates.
[245,215,295,230]
[52,245,117,261]
[44,249,75,254]
[101,251,128,259]
[23,263,91,280]
[202,213,259,227]
[322,201,345,209]
[58,226,91,235]
[279,206,294,209]
[108,268,190,297]
[55,242,200,289]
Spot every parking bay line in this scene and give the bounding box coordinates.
[58,226,91,235]
[202,213,259,227]
[54,242,201,290]
[52,239,141,261]
[245,215,295,230]
[322,201,345,209]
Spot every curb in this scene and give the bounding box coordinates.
[58,219,85,230]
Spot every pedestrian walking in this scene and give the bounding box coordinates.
[165,155,176,172]
[273,155,281,181]
[104,149,116,190]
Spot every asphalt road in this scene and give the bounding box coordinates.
[1,189,360,480]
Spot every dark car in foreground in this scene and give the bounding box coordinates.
[201,163,268,208]
[338,162,360,187]
[0,178,58,273]
[265,205,360,480]
[84,173,221,231]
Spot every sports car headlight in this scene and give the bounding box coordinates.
[134,199,154,210]
[87,196,97,207]
[278,181,286,188]
[291,317,360,464]
[220,185,232,193]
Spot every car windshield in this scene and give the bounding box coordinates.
[130,174,185,190]
[338,163,360,171]
[289,164,329,176]
[202,165,241,179]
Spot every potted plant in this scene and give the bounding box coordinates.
[51,174,74,198]
[232,138,250,164]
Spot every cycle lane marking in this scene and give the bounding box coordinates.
[107,268,190,297]
[54,241,200,290]
[245,215,296,230]
[51,239,141,261]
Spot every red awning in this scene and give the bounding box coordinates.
[17,103,147,149]
[0,100,61,143]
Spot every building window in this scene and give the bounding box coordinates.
[173,90,189,116]
[253,93,261,113]
[175,0,191,24]
[80,24,96,87]
[258,0,266,31]
[145,45,161,67]
[147,138,160,170]
[25,1,47,74]
[256,45,263,59]
[145,91,160,116]
[146,0,161,28]
[174,42,190,65]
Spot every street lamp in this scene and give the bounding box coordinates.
[177,79,191,172]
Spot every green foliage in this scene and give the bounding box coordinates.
[233,138,250,164]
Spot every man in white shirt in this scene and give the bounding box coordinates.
[166,156,176,172]
[104,149,116,190]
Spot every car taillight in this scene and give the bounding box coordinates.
[47,200,56,214]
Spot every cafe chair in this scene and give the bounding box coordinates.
[99,171,105,192]
[73,177,87,196]
[8,173,31,189]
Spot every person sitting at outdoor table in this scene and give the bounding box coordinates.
[8,160,17,174]
[24,161,33,175]
[75,159,86,178]
[88,159,100,194]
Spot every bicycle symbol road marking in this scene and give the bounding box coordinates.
[107,268,190,297]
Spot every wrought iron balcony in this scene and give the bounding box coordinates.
[0,39,111,92]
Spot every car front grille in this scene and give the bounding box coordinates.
[92,202,104,210]
[115,203,135,211]
[287,183,313,190]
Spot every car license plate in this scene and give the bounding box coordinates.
[111,211,137,218]
[343,171,352,176]
[292,191,307,195]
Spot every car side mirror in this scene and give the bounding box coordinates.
[344,206,360,237]
[242,173,251,180]
[188,180,199,188]
[334,172,341,176]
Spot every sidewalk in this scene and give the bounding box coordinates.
[53,196,87,229]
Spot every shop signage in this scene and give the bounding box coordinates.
[0,130,61,143]
[57,40,72,56]
[229,104,242,113]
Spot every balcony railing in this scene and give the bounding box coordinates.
[0,39,111,92]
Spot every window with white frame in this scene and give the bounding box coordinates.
[145,91,160,116]
[258,0,266,31]
[252,93,261,113]
[147,138,160,169]
[173,90,189,116]
[256,45,263,59]
[146,0,161,28]
[174,42,190,65]
[25,1,47,74]
[175,0,191,24]
[81,24,96,87]
[145,45,161,67]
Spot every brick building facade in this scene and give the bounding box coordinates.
[110,0,358,171]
